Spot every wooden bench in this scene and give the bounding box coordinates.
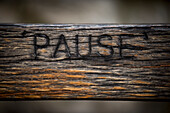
[0,24,169,100]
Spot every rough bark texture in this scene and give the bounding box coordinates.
[0,24,169,100]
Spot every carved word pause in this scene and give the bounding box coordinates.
[32,33,148,59]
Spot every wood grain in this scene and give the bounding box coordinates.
[0,24,170,100]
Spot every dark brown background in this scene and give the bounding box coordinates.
[0,0,170,113]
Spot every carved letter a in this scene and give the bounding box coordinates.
[53,34,71,58]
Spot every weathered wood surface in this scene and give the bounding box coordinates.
[0,24,170,100]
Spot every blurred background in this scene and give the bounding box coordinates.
[0,0,169,23]
[0,0,170,113]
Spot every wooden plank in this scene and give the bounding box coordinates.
[0,24,170,100]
